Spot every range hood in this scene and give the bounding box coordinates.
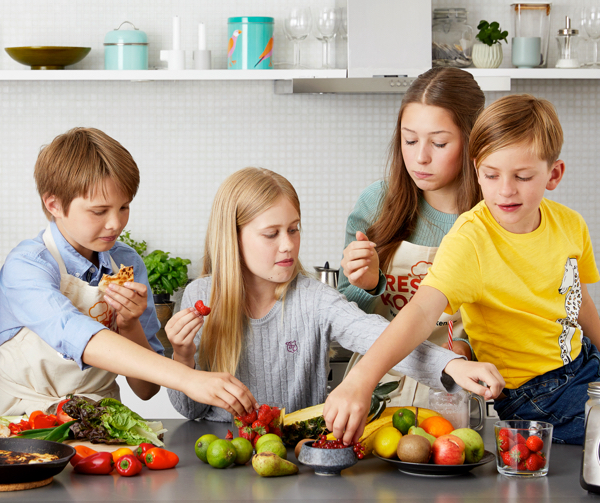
[275,0,431,94]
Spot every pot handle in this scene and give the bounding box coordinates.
[115,21,139,31]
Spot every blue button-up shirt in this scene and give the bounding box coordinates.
[0,222,163,369]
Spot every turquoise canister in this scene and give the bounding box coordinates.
[104,21,148,70]
[227,17,274,69]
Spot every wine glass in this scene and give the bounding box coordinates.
[313,7,341,69]
[283,8,313,69]
[581,7,600,67]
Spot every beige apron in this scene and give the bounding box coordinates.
[345,241,465,407]
[0,226,120,415]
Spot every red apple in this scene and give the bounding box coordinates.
[432,434,466,465]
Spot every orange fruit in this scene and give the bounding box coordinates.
[419,416,455,438]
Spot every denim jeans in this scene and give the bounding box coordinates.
[493,337,600,445]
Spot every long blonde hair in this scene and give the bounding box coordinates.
[367,68,485,273]
[199,167,305,374]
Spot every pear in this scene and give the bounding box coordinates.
[252,452,299,477]
[408,425,436,447]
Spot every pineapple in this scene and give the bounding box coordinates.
[282,381,401,446]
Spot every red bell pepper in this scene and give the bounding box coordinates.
[145,447,179,470]
[8,419,31,435]
[70,445,98,467]
[56,399,75,425]
[136,442,155,465]
[115,454,143,477]
[32,414,58,429]
[74,452,114,475]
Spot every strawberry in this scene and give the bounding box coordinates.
[270,426,282,437]
[239,426,255,442]
[498,428,513,440]
[514,433,527,445]
[225,429,233,440]
[269,406,281,424]
[252,434,262,448]
[497,435,511,452]
[501,451,514,467]
[194,300,211,316]
[257,404,272,423]
[525,452,546,471]
[235,410,258,427]
[517,460,527,471]
[525,435,544,452]
[509,443,530,463]
[252,420,269,436]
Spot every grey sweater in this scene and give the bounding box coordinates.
[167,274,462,422]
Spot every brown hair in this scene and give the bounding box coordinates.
[34,127,139,219]
[469,94,564,168]
[367,68,485,273]
[199,167,306,374]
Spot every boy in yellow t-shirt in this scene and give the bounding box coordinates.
[324,94,600,445]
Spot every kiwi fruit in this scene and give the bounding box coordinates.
[294,439,313,459]
[397,434,432,463]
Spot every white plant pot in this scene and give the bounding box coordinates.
[472,43,503,68]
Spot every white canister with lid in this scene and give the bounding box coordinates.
[585,382,600,425]
[104,21,149,70]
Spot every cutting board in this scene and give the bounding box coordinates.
[64,440,141,453]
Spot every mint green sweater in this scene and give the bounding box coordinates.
[338,180,458,312]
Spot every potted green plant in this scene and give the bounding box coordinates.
[118,231,191,356]
[472,20,508,68]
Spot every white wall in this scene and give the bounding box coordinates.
[1,1,599,418]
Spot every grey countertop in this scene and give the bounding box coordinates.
[0,418,594,502]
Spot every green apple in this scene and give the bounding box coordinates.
[450,428,484,463]
[408,425,436,447]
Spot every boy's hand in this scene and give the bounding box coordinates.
[341,231,380,292]
[186,371,258,417]
[323,373,372,446]
[165,307,204,368]
[441,340,472,360]
[443,359,505,400]
[104,282,147,330]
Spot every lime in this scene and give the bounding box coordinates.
[256,440,287,460]
[392,408,416,435]
[231,437,254,465]
[373,426,402,459]
[206,439,237,469]
[254,433,283,452]
[195,433,219,463]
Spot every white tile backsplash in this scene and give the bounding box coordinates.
[1,1,600,418]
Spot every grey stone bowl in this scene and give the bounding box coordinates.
[297,441,358,476]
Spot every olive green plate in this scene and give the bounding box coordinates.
[5,46,91,70]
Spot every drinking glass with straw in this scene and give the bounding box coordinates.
[447,320,454,351]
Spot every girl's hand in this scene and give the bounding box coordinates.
[441,340,472,360]
[443,359,505,400]
[186,371,258,417]
[340,231,380,291]
[165,307,204,368]
[104,282,148,331]
[323,373,372,446]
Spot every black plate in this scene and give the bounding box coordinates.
[374,450,495,477]
[0,438,76,485]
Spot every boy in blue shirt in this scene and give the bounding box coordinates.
[0,127,256,417]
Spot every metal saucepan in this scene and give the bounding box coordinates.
[0,438,75,484]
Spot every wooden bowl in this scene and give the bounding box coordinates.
[5,46,91,69]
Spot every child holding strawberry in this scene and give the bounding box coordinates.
[325,95,600,445]
[166,167,504,424]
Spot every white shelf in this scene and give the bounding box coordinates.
[467,68,600,79]
[0,69,347,81]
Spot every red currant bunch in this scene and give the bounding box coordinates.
[312,435,366,459]
[353,441,366,460]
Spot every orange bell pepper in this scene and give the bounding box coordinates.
[111,447,135,463]
[70,445,98,467]
[145,447,179,470]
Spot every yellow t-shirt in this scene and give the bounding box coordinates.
[421,199,600,389]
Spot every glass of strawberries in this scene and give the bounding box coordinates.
[233,403,284,449]
[494,420,553,477]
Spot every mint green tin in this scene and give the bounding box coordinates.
[227,17,274,69]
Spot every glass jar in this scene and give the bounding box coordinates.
[585,382,600,425]
[432,8,474,68]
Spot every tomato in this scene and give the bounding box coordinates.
[56,399,75,425]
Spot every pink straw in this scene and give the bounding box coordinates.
[448,320,454,351]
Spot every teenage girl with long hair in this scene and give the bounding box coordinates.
[165,167,501,420]
[339,67,485,407]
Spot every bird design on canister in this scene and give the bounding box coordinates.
[254,37,273,68]
[228,29,242,66]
